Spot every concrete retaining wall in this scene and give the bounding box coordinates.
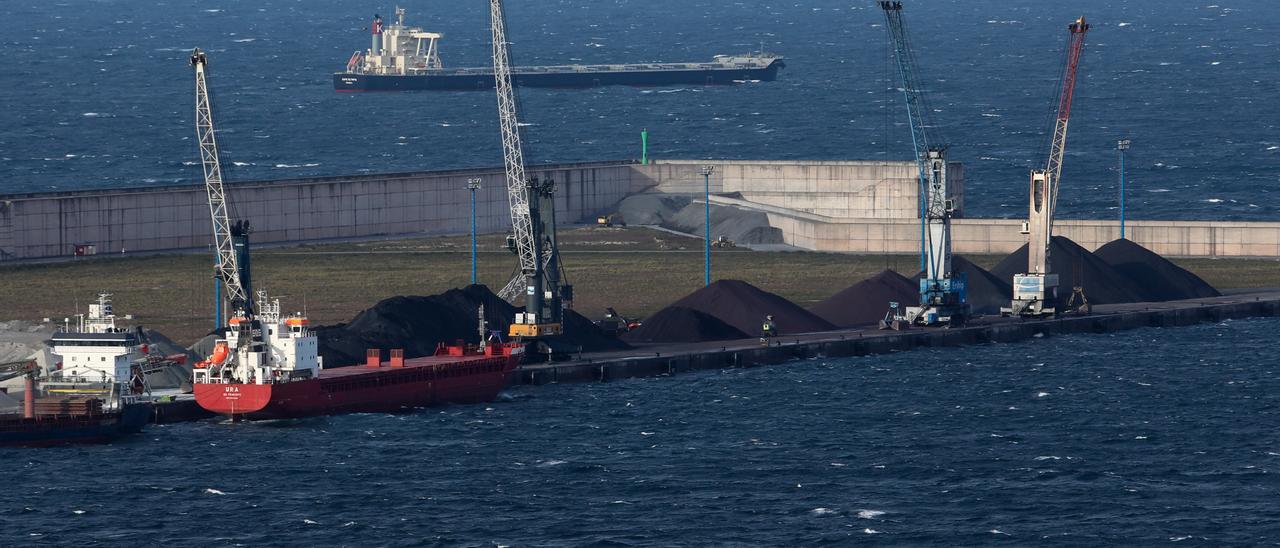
[3,158,1277,261]
[633,159,964,219]
[757,210,1280,258]
[0,162,641,260]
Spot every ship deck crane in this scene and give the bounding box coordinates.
[488,0,572,342]
[0,360,38,384]
[1004,17,1090,318]
[0,360,38,419]
[878,1,968,329]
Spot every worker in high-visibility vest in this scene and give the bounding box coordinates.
[760,314,776,344]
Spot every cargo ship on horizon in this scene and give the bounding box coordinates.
[192,297,522,420]
[334,9,785,92]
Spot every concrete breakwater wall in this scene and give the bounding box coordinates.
[511,293,1280,386]
[0,161,642,261]
[3,158,1278,261]
[633,160,1280,258]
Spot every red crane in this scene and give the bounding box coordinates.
[1006,16,1090,318]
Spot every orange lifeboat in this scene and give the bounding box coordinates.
[208,342,230,365]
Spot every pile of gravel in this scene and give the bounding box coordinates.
[614,192,783,245]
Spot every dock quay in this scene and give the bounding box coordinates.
[510,290,1280,386]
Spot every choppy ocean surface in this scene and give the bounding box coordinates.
[1,0,1278,220]
[4,317,1278,545]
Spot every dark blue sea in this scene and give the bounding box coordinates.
[4,318,1279,545]
[3,3,1280,544]
[2,0,1278,220]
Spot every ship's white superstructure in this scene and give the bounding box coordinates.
[348,7,443,76]
[42,294,171,409]
[193,293,322,386]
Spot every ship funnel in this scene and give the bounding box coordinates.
[372,15,383,54]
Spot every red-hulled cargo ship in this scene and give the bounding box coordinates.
[192,298,522,421]
[194,344,521,420]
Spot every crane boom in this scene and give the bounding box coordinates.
[489,0,537,303]
[488,0,569,340]
[0,360,37,383]
[191,49,251,316]
[1046,17,1090,228]
[879,0,967,328]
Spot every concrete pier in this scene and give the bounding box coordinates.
[510,291,1280,386]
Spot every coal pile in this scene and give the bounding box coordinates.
[809,270,917,328]
[316,285,627,367]
[1094,238,1220,300]
[666,279,835,337]
[623,306,749,343]
[990,236,1152,305]
[316,285,515,367]
[540,310,631,353]
[911,256,1013,316]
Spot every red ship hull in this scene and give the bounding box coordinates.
[194,347,520,420]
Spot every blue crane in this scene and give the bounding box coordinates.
[878,1,968,329]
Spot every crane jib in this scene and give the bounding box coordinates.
[1055,19,1090,121]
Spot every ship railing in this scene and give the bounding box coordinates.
[42,375,115,386]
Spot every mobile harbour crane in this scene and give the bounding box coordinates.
[488,0,573,346]
[1003,16,1091,318]
[877,0,968,329]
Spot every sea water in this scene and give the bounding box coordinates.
[0,0,1277,220]
[2,318,1277,544]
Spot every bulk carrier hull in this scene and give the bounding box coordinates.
[194,348,520,420]
[0,403,152,448]
[334,60,784,92]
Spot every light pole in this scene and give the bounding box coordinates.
[467,177,482,284]
[700,165,715,286]
[1117,139,1130,240]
